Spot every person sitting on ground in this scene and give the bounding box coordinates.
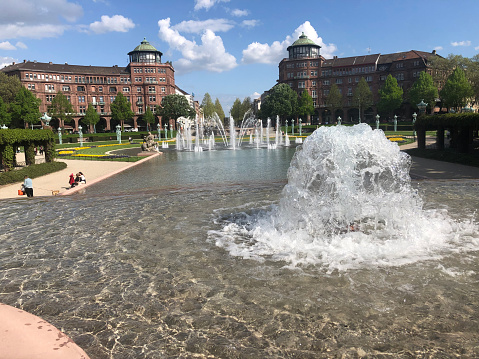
[78,172,86,184]
[23,175,33,197]
[69,173,75,188]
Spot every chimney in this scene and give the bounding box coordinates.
[23,59,27,63]
[432,49,437,55]
[65,62,68,65]
[12,62,15,65]
[49,61,52,65]
[333,56,338,59]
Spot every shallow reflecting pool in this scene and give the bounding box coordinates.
[1,140,478,358]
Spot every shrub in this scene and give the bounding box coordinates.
[0,161,67,185]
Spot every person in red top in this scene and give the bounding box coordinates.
[69,173,75,188]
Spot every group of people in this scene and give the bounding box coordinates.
[69,172,86,188]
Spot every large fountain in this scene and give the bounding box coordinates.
[0,124,478,358]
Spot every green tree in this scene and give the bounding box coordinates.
[261,83,298,122]
[0,96,10,126]
[468,54,479,105]
[377,75,403,118]
[230,98,242,124]
[157,94,195,125]
[143,106,155,131]
[440,67,474,111]
[297,90,315,121]
[83,103,100,133]
[429,54,469,89]
[214,98,225,121]
[110,92,134,127]
[201,93,216,118]
[408,71,439,112]
[352,78,373,122]
[48,91,74,127]
[0,72,22,104]
[241,97,253,120]
[10,87,41,128]
[325,84,343,120]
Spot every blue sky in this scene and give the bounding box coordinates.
[1,0,478,112]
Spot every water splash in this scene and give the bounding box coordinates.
[211,124,478,272]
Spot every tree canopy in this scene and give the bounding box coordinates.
[440,67,474,110]
[297,90,315,120]
[261,83,298,121]
[325,84,343,119]
[82,103,100,132]
[157,94,195,121]
[377,74,403,117]
[0,72,22,104]
[214,98,225,121]
[352,78,373,121]
[0,96,10,126]
[408,71,438,112]
[110,92,134,125]
[48,91,74,126]
[229,98,242,124]
[143,106,156,131]
[201,93,216,119]
[10,87,41,128]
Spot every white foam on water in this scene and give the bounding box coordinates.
[211,124,479,272]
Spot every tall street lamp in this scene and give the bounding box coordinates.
[394,115,397,132]
[412,112,417,141]
[375,114,380,130]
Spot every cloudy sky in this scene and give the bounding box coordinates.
[0,0,478,111]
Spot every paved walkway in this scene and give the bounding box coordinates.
[0,152,160,199]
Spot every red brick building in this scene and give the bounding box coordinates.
[278,33,439,123]
[1,38,181,131]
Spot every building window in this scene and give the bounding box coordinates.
[396,63,404,68]
[63,85,70,91]
[149,95,156,102]
[79,106,86,115]
[323,79,330,85]
[336,78,342,84]
[98,86,103,92]
[298,81,305,89]
[323,89,330,96]
[137,87,142,93]
[312,81,316,86]
[123,87,130,92]
[366,76,373,82]
[312,90,317,98]
[148,86,155,93]
[77,86,85,92]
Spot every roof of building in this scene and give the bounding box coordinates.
[320,50,437,68]
[289,32,320,48]
[129,38,161,53]
[1,61,128,75]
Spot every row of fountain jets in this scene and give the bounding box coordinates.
[172,112,303,152]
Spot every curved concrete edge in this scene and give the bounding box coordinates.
[0,303,90,359]
[61,152,161,196]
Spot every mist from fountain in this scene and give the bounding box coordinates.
[229,116,236,150]
[212,124,478,272]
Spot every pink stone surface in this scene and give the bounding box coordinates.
[0,303,90,359]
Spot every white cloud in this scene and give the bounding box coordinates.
[89,15,135,34]
[158,17,237,74]
[434,46,443,51]
[0,0,82,40]
[194,0,230,11]
[15,41,27,49]
[251,91,260,99]
[0,41,17,50]
[0,56,16,69]
[242,21,337,64]
[241,20,259,28]
[231,9,249,17]
[451,40,471,47]
[172,19,234,33]
[0,23,67,40]
[475,46,479,51]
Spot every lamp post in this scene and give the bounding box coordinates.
[292,119,295,135]
[78,125,83,147]
[337,116,341,125]
[116,124,121,144]
[57,127,62,145]
[417,100,427,115]
[285,119,288,134]
[375,114,380,130]
[170,123,173,139]
[299,118,302,136]
[157,122,161,141]
[412,112,417,141]
[393,115,397,132]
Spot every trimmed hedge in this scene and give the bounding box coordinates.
[0,161,67,185]
[415,113,479,130]
[0,129,56,170]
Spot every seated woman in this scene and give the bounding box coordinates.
[78,172,86,184]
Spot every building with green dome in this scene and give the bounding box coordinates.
[1,38,195,132]
[277,33,440,124]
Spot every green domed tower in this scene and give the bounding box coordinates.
[287,32,321,59]
[128,38,163,63]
